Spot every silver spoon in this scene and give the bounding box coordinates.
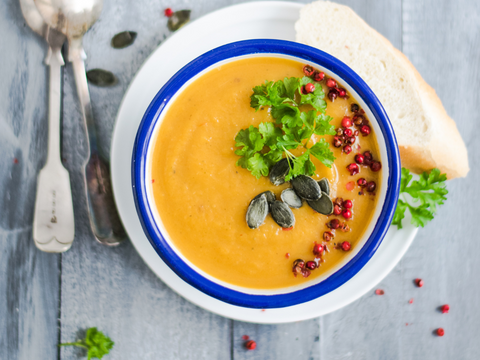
[35,0,127,246]
[20,0,75,252]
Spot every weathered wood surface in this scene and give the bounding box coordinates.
[0,0,478,359]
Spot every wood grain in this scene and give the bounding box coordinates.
[1,0,479,359]
[0,1,60,359]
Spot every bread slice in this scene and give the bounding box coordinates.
[295,1,469,179]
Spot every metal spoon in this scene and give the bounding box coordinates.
[35,0,127,246]
[20,0,75,252]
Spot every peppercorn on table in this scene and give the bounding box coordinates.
[0,0,478,359]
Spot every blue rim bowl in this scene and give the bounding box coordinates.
[132,39,401,309]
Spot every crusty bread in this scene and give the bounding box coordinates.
[295,1,469,179]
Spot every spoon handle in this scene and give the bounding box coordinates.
[33,46,75,252]
[69,44,127,246]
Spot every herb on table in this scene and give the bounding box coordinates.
[392,167,448,228]
[235,76,336,180]
[59,327,114,360]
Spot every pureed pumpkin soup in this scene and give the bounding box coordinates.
[149,57,382,290]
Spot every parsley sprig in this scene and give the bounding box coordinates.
[392,168,448,228]
[235,76,336,179]
[59,327,114,360]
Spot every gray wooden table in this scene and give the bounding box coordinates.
[1,0,478,359]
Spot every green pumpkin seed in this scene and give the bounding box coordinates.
[281,188,303,208]
[168,10,191,31]
[291,175,322,200]
[318,178,330,195]
[307,192,334,215]
[86,69,117,87]
[111,31,137,49]
[271,201,295,228]
[246,193,269,229]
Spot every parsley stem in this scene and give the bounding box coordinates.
[59,342,89,349]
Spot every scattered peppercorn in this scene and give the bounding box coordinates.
[313,71,325,82]
[242,335,249,340]
[341,117,352,128]
[343,145,352,154]
[328,219,340,229]
[370,161,382,172]
[322,232,334,242]
[375,289,384,295]
[441,304,450,314]
[305,83,315,93]
[164,8,174,17]
[303,65,315,77]
[245,340,257,350]
[409,298,414,304]
[341,241,351,251]
[326,78,336,88]
[342,209,352,219]
[415,278,424,287]
[347,163,360,176]
[360,125,371,136]
[355,154,364,164]
[328,89,338,101]
[313,242,324,255]
[333,204,342,215]
[436,328,445,337]
[366,181,376,192]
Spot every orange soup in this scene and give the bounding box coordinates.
[150,57,381,289]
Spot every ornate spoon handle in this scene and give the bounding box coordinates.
[69,41,127,246]
[33,45,75,252]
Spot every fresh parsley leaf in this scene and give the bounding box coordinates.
[314,114,336,136]
[283,77,300,99]
[298,77,326,112]
[271,104,300,125]
[234,126,265,169]
[392,167,448,228]
[285,151,315,182]
[247,153,270,179]
[391,199,408,229]
[404,168,448,213]
[277,134,301,150]
[408,204,435,228]
[235,75,335,179]
[309,139,335,168]
[258,122,282,150]
[59,327,114,360]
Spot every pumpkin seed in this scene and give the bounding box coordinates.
[168,10,191,31]
[281,188,303,208]
[269,158,291,186]
[271,201,295,228]
[291,175,322,200]
[307,192,334,215]
[253,191,276,206]
[86,69,117,87]
[111,31,137,49]
[246,193,269,229]
[318,178,330,195]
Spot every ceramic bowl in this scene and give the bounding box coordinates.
[132,39,400,308]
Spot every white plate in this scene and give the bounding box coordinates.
[111,1,417,324]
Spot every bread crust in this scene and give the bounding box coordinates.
[296,1,469,179]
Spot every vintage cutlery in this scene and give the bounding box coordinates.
[35,0,127,245]
[20,0,75,252]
